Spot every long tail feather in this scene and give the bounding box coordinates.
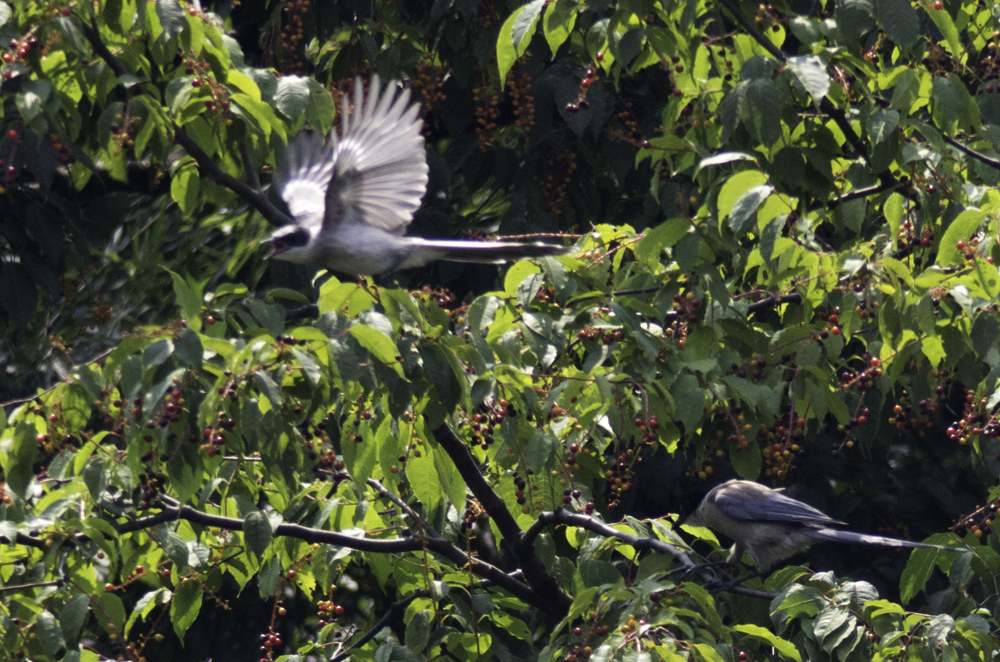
[809,528,952,550]
[402,239,572,268]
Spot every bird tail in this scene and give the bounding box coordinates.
[402,239,573,268]
[810,528,953,551]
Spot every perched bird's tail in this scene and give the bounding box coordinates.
[400,238,573,269]
[809,528,952,551]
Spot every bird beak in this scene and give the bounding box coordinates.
[261,237,282,259]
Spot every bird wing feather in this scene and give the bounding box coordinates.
[274,131,335,230]
[711,482,841,526]
[325,75,428,233]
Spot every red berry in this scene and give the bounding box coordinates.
[933,1,943,8]
[7,130,16,140]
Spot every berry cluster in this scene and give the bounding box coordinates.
[280,0,310,73]
[507,67,536,133]
[564,65,597,114]
[257,630,284,660]
[753,3,784,33]
[50,133,74,165]
[468,400,510,450]
[472,80,499,151]
[512,470,546,514]
[536,146,577,216]
[946,388,997,445]
[953,499,997,539]
[1,33,38,82]
[664,291,701,347]
[316,597,346,626]
[955,236,994,265]
[182,53,233,121]
[414,52,446,112]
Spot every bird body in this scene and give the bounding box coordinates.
[265,76,570,275]
[690,479,949,572]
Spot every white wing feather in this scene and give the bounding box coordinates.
[274,131,334,230]
[327,75,428,233]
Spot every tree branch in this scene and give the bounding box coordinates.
[432,424,573,616]
[942,134,1000,170]
[81,17,293,229]
[8,500,546,610]
[367,477,440,538]
[526,509,776,600]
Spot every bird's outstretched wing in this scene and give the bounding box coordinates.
[711,481,841,526]
[274,131,334,231]
[326,75,428,233]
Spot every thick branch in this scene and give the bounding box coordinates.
[746,292,802,315]
[81,18,292,228]
[942,134,1000,170]
[527,509,776,600]
[367,477,440,538]
[8,501,545,610]
[174,128,293,227]
[433,424,573,616]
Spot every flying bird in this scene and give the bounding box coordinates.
[264,75,571,275]
[687,479,953,572]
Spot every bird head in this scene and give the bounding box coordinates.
[262,225,315,263]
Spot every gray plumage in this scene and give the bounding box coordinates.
[689,479,950,572]
[264,75,571,275]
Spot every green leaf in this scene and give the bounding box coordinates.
[244,510,273,557]
[3,422,39,497]
[728,185,773,236]
[60,595,90,646]
[16,79,52,125]
[405,611,430,653]
[156,0,186,39]
[936,210,986,266]
[349,325,403,375]
[876,0,919,45]
[167,269,203,332]
[928,6,962,56]
[497,0,545,85]
[787,55,830,102]
[836,0,874,43]
[542,0,577,59]
[867,109,899,143]
[718,170,768,222]
[734,624,801,661]
[744,79,781,145]
[932,76,965,130]
[170,579,203,643]
[227,68,261,100]
[275,75,310,120]
[170,158,200,215]
[35,611,65,658]
[407,441,445,511]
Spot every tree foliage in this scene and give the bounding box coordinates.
[3,0,1000,659]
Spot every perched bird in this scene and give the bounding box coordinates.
[264,75,571,275]
[687,479,951,572]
